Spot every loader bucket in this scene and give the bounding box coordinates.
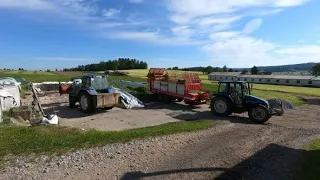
[267,99,296,116]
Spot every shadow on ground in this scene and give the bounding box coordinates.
[145,102,261,125]
[307,98,320,106]
[120,144,319,180]
[42,103,113,119]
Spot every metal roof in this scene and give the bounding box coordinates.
[218,80,247,83]
[209,72,242,76]
[210,73,319,80]
[311,76,320,80]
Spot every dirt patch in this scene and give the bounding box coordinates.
[40,93,207,131]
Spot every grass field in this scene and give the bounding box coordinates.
[0,121,213,159]
[296,138,320,180]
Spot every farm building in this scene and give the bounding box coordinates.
[208,72,320,87]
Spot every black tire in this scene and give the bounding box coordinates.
[157,94,163,101]
[177,98,183,102]
[163,94,170,104]
[210,96,232,116]
[79,92,96,113]
[69,95,77,108]
[248,105,270,123]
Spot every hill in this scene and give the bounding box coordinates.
[183,62,318,73]
[255,62,318,72]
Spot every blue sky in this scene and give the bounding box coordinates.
[0,0,320,70]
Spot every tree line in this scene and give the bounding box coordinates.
[63,58,148,71]
[168,65,264,75]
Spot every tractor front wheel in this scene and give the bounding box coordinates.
[210,97,232,116]
[248,106,270,123]
[79,92,96,113]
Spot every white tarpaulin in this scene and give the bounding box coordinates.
[107,87,144,109]
[0,85,21,111]
[0,77,21,86]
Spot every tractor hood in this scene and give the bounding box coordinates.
[246,95,269,107]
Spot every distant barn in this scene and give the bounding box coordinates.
[208,72,320,87]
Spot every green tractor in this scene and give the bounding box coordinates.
[210,81,284,123]
[60,74,119,113]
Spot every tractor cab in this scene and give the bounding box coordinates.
[211,80,283,123]
[217,81,251,108]
[78,75,109,92]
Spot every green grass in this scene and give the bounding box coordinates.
[296,139,320,180]
[0,121,213,158]
[252,90,307,106]
[253,84,320,97]
[0,72,71,83]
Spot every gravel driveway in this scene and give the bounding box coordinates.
[1,98,320,180]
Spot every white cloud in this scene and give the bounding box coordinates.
[202,36,276,67]
[202,32,320,67]
[274,0,310,7]
[0,0,316,68]
[209,31,239,40]
[110,31,160,41]
[167,0,309,17]
[101,8,121,18]
[275,45,320,55]
[128,0,144,3]
[244,8,284,16]
[196,16,242,27]
[171,26,193,39]
[106,30,203,45]
[0,0,56,10]
[242,18,263,34]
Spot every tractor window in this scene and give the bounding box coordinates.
[218,83,228,93]
[230,83,243,106]
[242,84,249,95]
[90,77,108,90]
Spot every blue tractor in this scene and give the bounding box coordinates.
[210,81,284,123]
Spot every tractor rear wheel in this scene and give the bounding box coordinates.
[248,105,270,123]
[210,96,232,116]
[79,92,96,113]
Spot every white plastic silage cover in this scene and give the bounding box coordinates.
[107,87,144,109]
[0,85,20,111]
